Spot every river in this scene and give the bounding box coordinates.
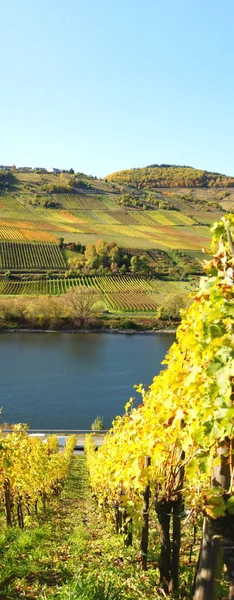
[0,332,175,429]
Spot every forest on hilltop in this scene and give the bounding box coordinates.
[106,164,234,189]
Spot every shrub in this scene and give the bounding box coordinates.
[121,319,139,330]
[91,416,105,431]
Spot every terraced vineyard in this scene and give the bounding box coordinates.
[0,181,220,250]
[0,242,65,270]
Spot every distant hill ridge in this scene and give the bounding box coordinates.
[106,165,234,189]
[1,164,233,189]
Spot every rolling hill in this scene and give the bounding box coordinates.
[0,165,233,251]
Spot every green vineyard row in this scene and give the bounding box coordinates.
[0,242,65,270]
[0,275,163,311]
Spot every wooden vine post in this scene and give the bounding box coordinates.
[114,502,122,533]
[122,508,132,547]
[117,490,133,546]
[3,478,12,526]
[193,441,234,600]
[155,497,173,592]
[155,448,184,593]
[170,451,185,594]
[140,456,151,570]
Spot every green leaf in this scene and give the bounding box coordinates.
[204,494,226,519]
[226,496,234,515]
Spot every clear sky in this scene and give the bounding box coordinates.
[1,0,234,177]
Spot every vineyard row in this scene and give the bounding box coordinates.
[0,242,66,269]
[0,276,160,310]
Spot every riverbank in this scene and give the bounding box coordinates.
[0,327,177,334]
[0,315,179,334]
[0,289,184,332]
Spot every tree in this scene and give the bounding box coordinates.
[159,292,188,320]
[130,256,140,273]
[110,262,118,272]
[96,240,108,256]
[119,264,127,274]
[85,244,97,261]
[88,255,100,270]
[64,286,100,328]
[110,246,122,265]
[139,255,150,273]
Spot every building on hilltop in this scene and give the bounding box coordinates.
[49,167,62,174]
[33,167,48,172]
[16,166,33,172]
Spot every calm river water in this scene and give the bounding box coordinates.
[0,332,175,429]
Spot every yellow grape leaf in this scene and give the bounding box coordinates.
[204,494,226,519]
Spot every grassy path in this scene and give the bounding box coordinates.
[0,457,161,600]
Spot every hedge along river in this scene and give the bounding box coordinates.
[0,332,175,430]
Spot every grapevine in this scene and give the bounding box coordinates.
[86,215,234,594]
[0,425,77,527]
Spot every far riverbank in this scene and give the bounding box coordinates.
[0,315,179,334]
[0,327,177,334]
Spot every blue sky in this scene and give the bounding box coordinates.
[1,0,234,176]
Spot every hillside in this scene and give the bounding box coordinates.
[0,166,233,253]
[0,165,233,314]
